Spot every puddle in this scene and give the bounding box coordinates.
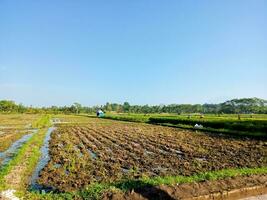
[0,131,36,167]
[52,118,61,124]
[152,166,168,174]
[132,142,141,148]
[106,147,113,153]
[144,150,155,155]
[29,127,56,191]
[87,149,97,159]
[74,145,80,152]
[73,145,84,158]
[52,118,70,124]
[53,163,62,169]
[159,149,168,154]
[121,167,130,173]
[175,150,183,154]
[195,157,207,162]
[65,169,70,175]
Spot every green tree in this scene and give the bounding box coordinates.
[73,102,82,114]
[123,102,130,113]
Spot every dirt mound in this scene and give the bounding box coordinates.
[103,175,267,200]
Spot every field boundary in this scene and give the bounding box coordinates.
[99,115,267,138]
[188,184,267,200]
[150,122,267,139]
[24,167,267,199]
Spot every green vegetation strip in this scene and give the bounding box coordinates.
[156,123,266,137]
[103,114,150,123]
[0,115,51,191]
[25,167,267,200]
[32,115,51,128]
[149,116,267,133]
[102,114,267,137]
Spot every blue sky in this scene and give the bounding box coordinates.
[0,0,266,106]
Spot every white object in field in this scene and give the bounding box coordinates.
[97,109,104,117]
[194,124,203,129]
[0,189,20,200]
[97,110,104,114]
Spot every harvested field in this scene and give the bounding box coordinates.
[0,114,39,129]
[37,118,267,192]
[0,114,39,153]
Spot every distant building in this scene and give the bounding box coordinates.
[96,109,105,117]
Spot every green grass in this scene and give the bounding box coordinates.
[32,115,51,129]
[157,123,266,137]
[102,113,267,137]
[103,113,151,123]
[149,116,267,136]
[137,167,267,187]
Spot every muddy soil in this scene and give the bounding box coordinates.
[38,118,267,192]
[103,174,267,200]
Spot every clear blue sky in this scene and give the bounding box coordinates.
[0,0,266,106]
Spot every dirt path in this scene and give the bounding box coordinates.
[242,194,267,200]
[103,174,267,200]
[4,149,33,190]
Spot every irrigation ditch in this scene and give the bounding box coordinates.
[0,115,59,199]
[0,129,37,167]
[28,118,72,193]
[29,127,57,192]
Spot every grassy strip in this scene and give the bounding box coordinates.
[17,128,49,192]
[103,114,150,123]
[155,123,266,138]
[116,167,267,190]
[25,166,267,200]
[149,116,267,134]
[32,115,51,129]
[101,114,267,137]
[0,115,51,191]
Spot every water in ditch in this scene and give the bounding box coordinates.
[87,148,97,159]
[29,127,56,192]
[0,129,37,167]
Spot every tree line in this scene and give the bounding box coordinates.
[0,98,266,114]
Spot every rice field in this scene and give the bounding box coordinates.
[0,114,266,200]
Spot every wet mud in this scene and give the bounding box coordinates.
[35,120,267,192]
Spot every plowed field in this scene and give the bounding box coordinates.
[38,118,267,192]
